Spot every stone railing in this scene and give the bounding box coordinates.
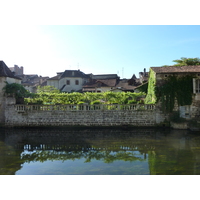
[14,104,156,112]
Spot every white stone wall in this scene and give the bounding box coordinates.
[47,77,84,92]
[60,77,83,92]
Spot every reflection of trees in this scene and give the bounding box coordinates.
[147,131,200,175]
[0,141,23,175]
[20,149,145,164]
[148,149,196,175]
[2,128,200,175]
[0,128,159,175]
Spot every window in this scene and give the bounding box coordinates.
[193,78,200,93]
[75,80,79,85]
[164,74,168,78]
[196,79,200,93]
[66,80,70,85]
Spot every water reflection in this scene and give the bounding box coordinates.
[0,127,200,175]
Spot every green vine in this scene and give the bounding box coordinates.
[145,68,157,104]
[156,75,194,112]
[136,82,148,93]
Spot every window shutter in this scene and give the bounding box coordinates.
[193,78,196,93]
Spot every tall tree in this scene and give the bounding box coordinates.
[163,57,200,67]
[173,57,200,66]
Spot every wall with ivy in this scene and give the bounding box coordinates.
[144,68,194,113]
[156,75,194,113]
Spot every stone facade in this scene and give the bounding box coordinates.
[9,65,24,76]
[0,61,22,124]
[4,104,168,127]
[47,70,90,92]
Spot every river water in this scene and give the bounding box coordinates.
[1,127,200,175]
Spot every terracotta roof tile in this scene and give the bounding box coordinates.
[97,79,117,87]
[151,65,200,73]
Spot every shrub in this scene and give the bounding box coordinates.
[91,100,102,105]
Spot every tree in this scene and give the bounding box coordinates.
[173,57,200,66]
[163,57,200,67]
[2,82,34,104]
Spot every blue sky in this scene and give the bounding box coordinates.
[1,25,200,79]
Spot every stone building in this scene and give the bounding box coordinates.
[149,65,200,119]
[9,65,24,76]
[0,61,21,124]
[9,65,49,93]
[82,74,120,92]
[47,70,91,92]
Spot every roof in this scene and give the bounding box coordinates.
[151,65,200,73]
[83,78,118,88]
[92,74,119,80]
[0,61,21,79]
[47,75,61,80]
[96,79,117,87]
[115,79,136,90]
[48,70,90,80]
[60,70,90,79]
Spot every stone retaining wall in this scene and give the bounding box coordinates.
[4,104,168,127]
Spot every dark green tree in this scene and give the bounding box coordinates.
[163,57,200,67]
[173,57,200,66]
[2,82,34,103]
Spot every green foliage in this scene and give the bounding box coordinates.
[37,85,60,93]
[162,57,200,67]
[2,82,33,99]
[90,100,102,105]
[145,68,157,104]
[156,75,193,113]
[173,57,200,66]
[24,91,146,105]
[127,100,137,104]
[136,82,148,93]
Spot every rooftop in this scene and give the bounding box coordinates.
[60,70,90,79]
[0,61,21,79]
[151,65,200,73]
[48,70,90,80]
[91,74,119,80]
